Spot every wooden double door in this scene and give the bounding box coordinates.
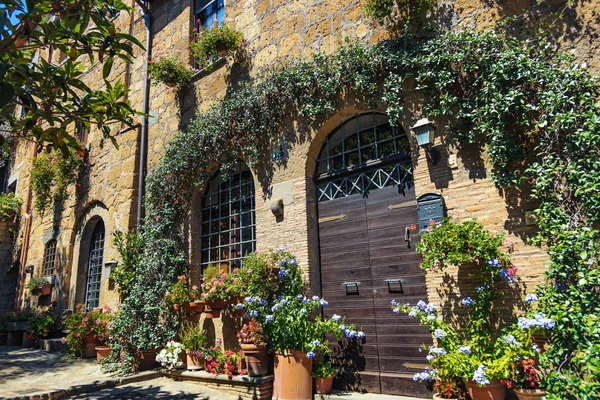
[318,183,432,397]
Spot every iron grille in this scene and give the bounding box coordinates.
[85,221,105,310]
[200,163,255,273]
[42,240,57,277]
[317,163,414,202]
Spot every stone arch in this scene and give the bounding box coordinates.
[68,201,112,309]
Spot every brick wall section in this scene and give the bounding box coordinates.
[7,0,600,322]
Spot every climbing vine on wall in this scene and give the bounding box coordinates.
[111,28,600,398]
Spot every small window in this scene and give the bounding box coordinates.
[42,240,57,277]
[195,0,225,30]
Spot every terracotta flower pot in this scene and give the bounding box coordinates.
[186,350,203,370]
[85,335,98,344]
[95,345,111,363]
[84,335,98,358]
[204,299,225,318]
[184,302,205,313]
[240,343,268,377]
[466,380,506,400]
[134,349,157,371]
[32,284,52,296]
[315,376,334,394]
[514,388,546,400]
[273,350,313,400]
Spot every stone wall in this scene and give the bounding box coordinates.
[0,219,18,316]
[7,0,600,325]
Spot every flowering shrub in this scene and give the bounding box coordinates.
[189,24,243,71]
[165,275,199,311]
[156,341,184,370]
[147,54,194,90]
[200,271,231,301]
[26,304,56,343]
[63,304,114,357]
[180,323,206,352]
[200,339,245,379]
[313,360,337,378]
[396,284,556,396]
[242,250,365,357]
[238,318,266,347]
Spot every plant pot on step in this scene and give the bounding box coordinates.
[204,300,225,318]
[240,343,268,377]
[466,380,506,400]
[95,345,111,363]
[186,350,203,370]
[315,376,334,394]
[134,349,157,371]
[84,335,98,358]
[433,394,462,400]
[514,388,547,400]
[273,350,312,400]
[184,301,205,313]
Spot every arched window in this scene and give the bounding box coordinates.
[200,162,255,273]
[42,239,57,277]
[84,220,105,310]
[315,113,413,202]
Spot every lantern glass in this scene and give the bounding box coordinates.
[412,118,435,147]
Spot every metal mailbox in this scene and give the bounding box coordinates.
[417,193,445,231]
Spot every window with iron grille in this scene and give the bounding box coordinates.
[42,240,57,277]
[200,162,255,273]
[315,113,413,202]
[194,0,225,31]
[84,220,105,310]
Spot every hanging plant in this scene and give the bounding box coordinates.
[0,192,23,221]
[189,24,243,72]
[30,150,83,214]
[148,54,194,91]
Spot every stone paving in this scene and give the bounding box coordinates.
[0,346,425,400]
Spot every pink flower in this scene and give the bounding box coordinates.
[95,319,101,324]
[60,337,66,344]
[165,291,170,296]
[174,304,179,311]
[192,285,198,290]
[178,275,187,281]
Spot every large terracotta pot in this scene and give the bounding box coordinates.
[95,345,111,363]
[240,343,268,377]
[84,335,98,358]
[184,302,205,313]
[514,388,546,400]
[204,300,225,318]
[466,380,506,400]
[134,349,157,371]
[315,376,334,394]
[186,350,203,370]
[273,350,312,400]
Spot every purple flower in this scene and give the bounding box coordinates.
[279,259,287,267]
[306,351,316,359]
[319,299,329,307]
[312,295,320,301]
[525,293,537,303]
[289,259,297,267]
[473,365,490,385]
[488,259,501,268]
[248,310,258,317]
[331,314,342,322]
[312,340,321,347]
[265,315,274,323]
[277,269,289,280]
[434,329,446,339]
[459,346,471,355]
[357,331,365,339]
[461,297,474,306]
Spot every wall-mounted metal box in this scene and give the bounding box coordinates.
[417,193,445,231]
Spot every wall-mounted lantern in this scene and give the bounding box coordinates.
[104,261,118,278]
[270,198,284,218]
[25,265,34,274]
[412,117,440,164]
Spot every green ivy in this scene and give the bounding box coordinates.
[147,54,194,91]
[30,151,83,214]
[110,27,600,396]
[0,192,22,221]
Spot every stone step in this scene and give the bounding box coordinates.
[39,338,66,353]
[163,370,273,400]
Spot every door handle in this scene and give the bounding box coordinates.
[404,226,410,242]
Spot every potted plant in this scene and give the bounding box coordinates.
[26,276,52,296]
[189,24,243,71]
[156,341,184,370]
[238,318,268,376]
[200,339,244,379]
[313,360,337,394]
[200,267,232,318]
[26,308,55,345]
[92,306,115,363]
[166,275,202,320]
[181,323,207,370]
[147,53,194,91]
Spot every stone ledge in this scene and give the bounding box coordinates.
[6,370,161,400]
[164,370,273,400]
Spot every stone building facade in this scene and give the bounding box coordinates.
[4,0,600,396]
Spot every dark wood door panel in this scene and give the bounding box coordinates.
[319,219,369,238]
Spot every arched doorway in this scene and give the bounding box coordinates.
[315,113,431,396]
[199,161,255,273]
[84,220,105,310]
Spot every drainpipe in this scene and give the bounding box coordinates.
[136,1,151,228]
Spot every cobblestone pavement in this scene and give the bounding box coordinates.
[70,377,239,399]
